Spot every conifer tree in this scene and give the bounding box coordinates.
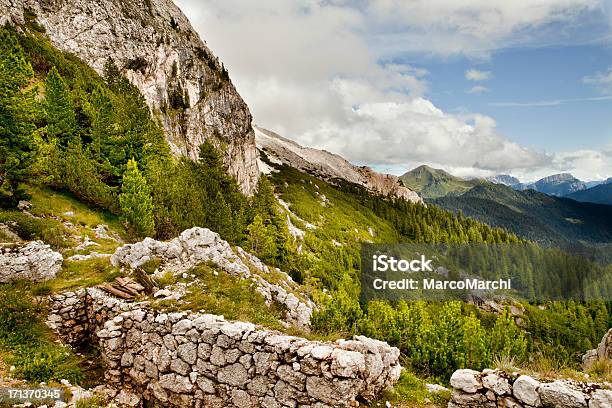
[44,67,77,144]
[119,159,155,237]
[490,309,527,362]
[0,28,36,207]
[246,214,277,261]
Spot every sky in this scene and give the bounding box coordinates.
[174,0,612,182]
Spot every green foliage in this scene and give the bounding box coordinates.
[317,298,526,379]
[246,214,277,260]
[0,208,71,249]
[311,275,363,335]
[433,183,612,246]
[0,284,84,384]
[375,370,451,407]
[43,66,77,144]
[0,27,36,207]
[119,158,155,237]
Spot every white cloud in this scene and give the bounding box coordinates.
[491,95,612,106]
[465,69,492,81]
[365,0,602,58]
[174,0,610,180]
[583,67,612,94]
[466,85,490,94]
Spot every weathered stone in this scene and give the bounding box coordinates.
[159,373,193,394]
[177,342,197,364]
[482,373,511,396]
[450,369,483,393]
[538,381,587,408]
[0,241,62,283]
[217,363,249,387]
[590,389,612,408]
[513,375,541,407]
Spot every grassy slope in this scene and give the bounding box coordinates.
[400,165,483,199]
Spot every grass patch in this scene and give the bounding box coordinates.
[0,209,72,249]
[587,359,612,383]
[26,186,126,238]
[141,258,162,274]
[152,265,286,330]
[40,258,121,292]
[370,370,450,408]
[75,396,106,408]
[0,283,84,384]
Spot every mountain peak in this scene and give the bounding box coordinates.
[486,174,521,186]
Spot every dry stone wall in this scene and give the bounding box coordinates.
[45,289,402,408]
[449,368,612,408]
[0,241,62,283]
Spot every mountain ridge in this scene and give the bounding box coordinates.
[255,125,423,203]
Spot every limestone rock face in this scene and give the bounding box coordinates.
[0,241,63,282]
[450,369,483,393]
[583,328,612,369]
[0,0,259,194]
[538,381,587,408]
[255,126,423,204]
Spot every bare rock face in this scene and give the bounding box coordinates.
[0,0,259,194]
[0,241,63,282]
[583,328,612,369]
[255,126,423,204]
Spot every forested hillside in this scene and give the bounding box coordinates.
[433,183,612,246]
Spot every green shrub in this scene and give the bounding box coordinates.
[0,285,85,384]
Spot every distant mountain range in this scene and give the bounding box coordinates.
[566,182,612,205]
[433,183,612,246]
[486,173,611,203]
[401,165,612,246]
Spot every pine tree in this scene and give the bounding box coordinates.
[0,28,36,207]
[119,159,155,237]
[246,215,277,261]
[44,67,77,144]
[490,309,527,362]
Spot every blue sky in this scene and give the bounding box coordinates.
[415,44,612,153]
[178,0,612,182]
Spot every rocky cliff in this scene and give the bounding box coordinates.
[255,126,423,204]
[0,0,259,194]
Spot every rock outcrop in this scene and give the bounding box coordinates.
[111,227,315,329]
[255,126,423,204]
[0,241,62,282]
[449,368,612,408]
[583,328,612,369]
[0,0,259,194]
[46,289,402,407]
